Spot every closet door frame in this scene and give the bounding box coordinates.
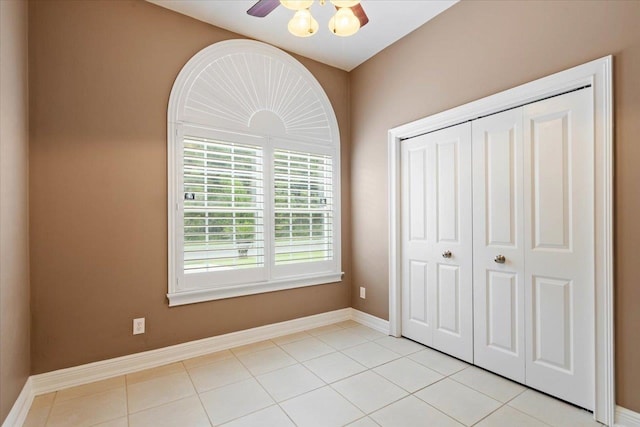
[388,56,613,425]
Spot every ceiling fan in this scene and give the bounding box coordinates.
[247,0,369,38]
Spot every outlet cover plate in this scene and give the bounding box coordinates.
[133,318,145,335]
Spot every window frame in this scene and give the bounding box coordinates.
[168,125,342,306]
[167,40,343,307]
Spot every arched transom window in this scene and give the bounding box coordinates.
[167,40,342,306]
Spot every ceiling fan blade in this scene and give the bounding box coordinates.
[351,3,369,27]
[247,0,280,18]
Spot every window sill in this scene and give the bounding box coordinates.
[167,272,344,307]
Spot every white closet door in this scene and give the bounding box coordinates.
[523,88,594,410]
[472,108,526,383]
[401,123,473,362]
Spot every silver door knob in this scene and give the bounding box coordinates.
[494,254,506,264]
[442,251,452,258]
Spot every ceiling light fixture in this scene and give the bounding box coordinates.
[328,6,360,37]
[277,0,363,38]
[287,8,319,37]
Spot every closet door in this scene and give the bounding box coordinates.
[472,109,526,383]
[401,123,473,362]
[523,88,594,410]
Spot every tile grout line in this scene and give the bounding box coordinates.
[183,359,215,427]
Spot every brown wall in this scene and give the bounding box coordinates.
[0,0,31,422]
[350,0,640,412]
[28,0,351,374]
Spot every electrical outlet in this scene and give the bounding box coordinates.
[133,318,145,335]
[360,287,366,299]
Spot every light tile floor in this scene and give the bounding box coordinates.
[23,320,601,427]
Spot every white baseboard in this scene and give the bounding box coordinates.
[29,308,352,396]
[616,406,640,427]
[2,378,33,427]
[350,308,390,334]
[3,307,389,427]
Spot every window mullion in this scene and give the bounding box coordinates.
[264,140,274,280]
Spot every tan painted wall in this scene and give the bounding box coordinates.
[0,0,30,422]
[350,0,640,411]
[28,0,351,374]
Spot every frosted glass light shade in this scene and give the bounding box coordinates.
[280,0,314,10]
[328,7,360,37]
[288,9,319,37]
[330,0,360,7]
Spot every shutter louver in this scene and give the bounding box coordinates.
[183,136,264,273]
[274,150,333,265]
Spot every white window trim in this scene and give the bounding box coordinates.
[167,40,342,306]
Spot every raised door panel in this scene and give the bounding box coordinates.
[487,271,518,354]
[401,138,434,346]
[436,141,459,243]
[472,109,525,383]
[436,264,460,336]
[531,113,571,250]
[524,88,594,410]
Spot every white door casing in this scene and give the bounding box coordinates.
[523,88,595,410]
[472,108,526,383]
[401,123,474,362]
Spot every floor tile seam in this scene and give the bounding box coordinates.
[275,335,334,362]
[123,374,130,427]
[410,376,502,426]
[504,404,556,427]
[183,360,230,399]
[327,373,408,416]
[370,393,463,426]
[314,334,374,352]
[232,340,280,361]
[271,333,313,348]
[212,401,278,427]
[468,401,509,426]
[193,384,215,427]
[126,386,198,417]
[411,362,466,377]
[274,401,299,427]
[40,400,55,427]
[51,377,127,408]
[253,362,328,404]
[49,386,128,415]
[446,374,518,405]
[417,376,505,422]
[371,369,442,395]
[229,339,278,358]
[124,364,196,416]
[372,356,447,388]
[338,345,403,368]
[125,364,188,390]
[181,351,236,371]
[350,415,382,427]
[236,348,299,377]
[225,350,285,418]
[407,374,451,397]
[504,402,563,427]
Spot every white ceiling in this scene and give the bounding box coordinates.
[147,0,458,71]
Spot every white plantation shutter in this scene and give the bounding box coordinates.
[274,150,333,265]
[168,41,342,306]
[182,136,264,275]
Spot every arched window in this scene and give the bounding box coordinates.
[167,40,342,306]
